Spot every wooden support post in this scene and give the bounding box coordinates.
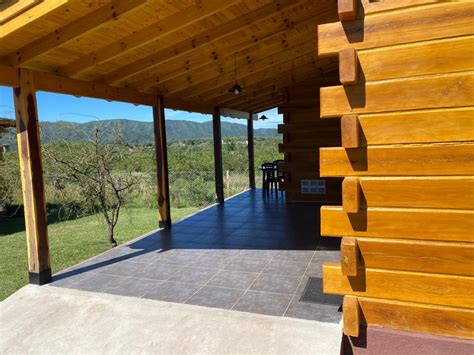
[341,115,360,149]
[247,115,256,189]
[14,69,51,285]
[340,237,360,276]
[213,107,224,203]
[153,96,171,228]
[339,48,359,85]
[343,295,361,337]
[338,0,357,21]
[342,177,361,213]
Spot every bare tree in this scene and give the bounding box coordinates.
[45,130,138,247]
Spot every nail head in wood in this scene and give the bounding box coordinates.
[341,115,360,149]
[339,48,359,85]
[341,237,360,276]
[343,295,361,337]
[338,0,357,21]
[343,177,361,214]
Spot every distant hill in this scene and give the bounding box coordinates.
[1,119,278,146]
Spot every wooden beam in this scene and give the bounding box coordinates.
[153,96,171,228]
[147,26,316,96]
[213,107,224,203]
[339,48,359,85]
[343,296,361,337]
[248,116,256,189]
[340,237,360,276]
[134,5,338,91]
[342,177,361,213]
[59,0,239,77]
[0,65,19,87]
[338,0,357,21]
[104,0,307,85]
[3,0,147,67]
[219,108,255,120]
[0,0,70,40]
[0,119,16,127]
[13,69,51,285]
[32,69,157,106]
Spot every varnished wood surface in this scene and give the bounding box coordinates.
[357,296,474,339]
[321,206,474,242]
[323,262,474,308]
[13,69,50,275]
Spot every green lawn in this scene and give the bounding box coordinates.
[0,207,198,301]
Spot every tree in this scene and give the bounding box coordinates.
[45,130,138,247]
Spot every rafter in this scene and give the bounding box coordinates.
[165,38,315,100]
[2,0,147,67]
[139,19,317,93]
[58,0,239,77]
[191,52,319,103]
[131,4,337,91]
[103,0,307,85]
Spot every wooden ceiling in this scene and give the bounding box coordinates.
[0,0,339,114]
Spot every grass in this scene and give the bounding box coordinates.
[0,206,199,301]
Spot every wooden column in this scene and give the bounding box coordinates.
[14,69,51,285]
[152,96,171,228]
[212,107,224,203]
[247,115,255,189]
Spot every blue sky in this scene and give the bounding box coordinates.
[0,86,281,129]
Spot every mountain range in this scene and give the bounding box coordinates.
[1,119,278,146]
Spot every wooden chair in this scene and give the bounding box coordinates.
[261,162,278,195]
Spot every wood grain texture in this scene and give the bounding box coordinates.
[356,238,474,276]
[357,296,474,339]
[153,96,171,227]
[339,48,358,85]
[358,36,474,82]
[0,65,19,87]
[320,72,474,117]
[357,177,474,210]
[355,108,474,146]
[343,296,360,336]
[342,177,360,213]
[338,0,357,21]
[13,69,50,275]
[319,144,474,177]
[318,2,474,56]
[341,115,359,148]
[341,237,359,276]
[323,262,474,308]
[321,206,474,242]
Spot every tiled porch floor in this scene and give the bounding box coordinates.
[50,189,342,322]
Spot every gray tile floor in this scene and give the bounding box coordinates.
[50,189,342,323]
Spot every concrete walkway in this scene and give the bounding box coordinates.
[1,285,342,354]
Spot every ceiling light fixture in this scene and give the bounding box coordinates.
[228,54,242,95]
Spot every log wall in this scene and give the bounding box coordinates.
[278,83,342,202]
[318,0,474,343]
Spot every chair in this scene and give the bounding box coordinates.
[273,160,285,186]
[261,163,278,195]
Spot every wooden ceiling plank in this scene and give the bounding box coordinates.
[245,97,286,113]
[166,39,315,100]
[3,0,147,67]
[0,0,70,40]
[141,21,317,94]
[132,4,337,91]
[192,52,319,103]
[103,0,308,85]
[59,0,240,77]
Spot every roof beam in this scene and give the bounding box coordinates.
[192,52,320,103]
[2,0,147,67]
[103,0,306,85]
[131,4,337,91]
[165,38,315,100]
[219,108,257,120]
[58,0,239,77]
[0,0,70,40]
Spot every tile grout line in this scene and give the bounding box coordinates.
[181,253,240,304]
[229,254,275,312]
[282,250,317,318]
